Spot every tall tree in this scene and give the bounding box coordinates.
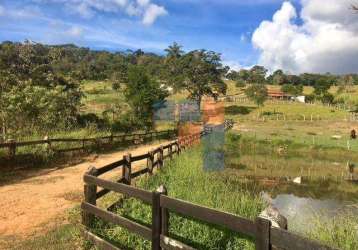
[245,84,268,107]
[178,50,227,107]
[165,42,184,59]
[124,65,168,129]
[248,65,267,85]
[270,69,286,85]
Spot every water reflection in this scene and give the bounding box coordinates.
[266,192,358,233]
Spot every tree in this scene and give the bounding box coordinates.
[320,93,334,104]
[235,69,250,87]
[165,42,184,59]
[313,78,332,95]
[270,69,286,85]
[338,75,354,93]
[178,50,227,107]
[0,41,82,139]
[281,84,303,96]
[245,84,268,107]
[248,65,267,84]
[124,65,168,129]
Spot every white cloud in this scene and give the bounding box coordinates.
[38,0,167,25]
[252,0,358,74]
[67,26,83,37]
[224,60,243,72]
[142,4,167,25]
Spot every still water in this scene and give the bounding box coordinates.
[258,178,358,233]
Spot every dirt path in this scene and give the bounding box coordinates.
[0,140,170,240]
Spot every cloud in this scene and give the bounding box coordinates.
[223,60,243,72]
[0,5,4,16]
[252,0,358,74]
[142,4,167,25]
[67,26,83,37]
[36,0,167,25]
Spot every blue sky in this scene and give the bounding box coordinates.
[0,0,303,69]
[5,0,358,75]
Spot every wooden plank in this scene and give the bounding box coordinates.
[160,196,256,237]
[131,153,149,162]
[84,174,153,204]
[83,230,122,250]
[96,178,124,199]
[131,168,149,179]
[160,235,196,250]
[51,138,83,142]
[57,147,84,153]
[152,160,159,168]
[153,147,161,154]
[81,202,152,240]
[270,227,337,250]
[15,140,48,146]
[97,160,125,176]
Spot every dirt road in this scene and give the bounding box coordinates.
[0,140,170,239]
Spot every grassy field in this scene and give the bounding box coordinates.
[92,145,264,250]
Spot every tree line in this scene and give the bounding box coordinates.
[227,66,358,106]
[2,40,358,139]
[0,41,227,140]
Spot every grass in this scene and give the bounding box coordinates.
[92,145,265,250]
[308,214,358,250]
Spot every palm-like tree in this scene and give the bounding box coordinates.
[164,42,184,59]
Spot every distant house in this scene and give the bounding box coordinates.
[267,90,292,100]
[267,90,306,103]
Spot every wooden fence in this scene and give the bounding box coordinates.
[0,130,176,159]
[81,128,336,250]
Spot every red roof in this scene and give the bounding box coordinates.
[267,90,291,97]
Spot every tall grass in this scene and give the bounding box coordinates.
[308,214,358,250]
[93,145,265,250]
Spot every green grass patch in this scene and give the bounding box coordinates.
[93,145,265,250]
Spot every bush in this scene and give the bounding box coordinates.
[76,113,107,129]
[305,94,316,103]
[320,93,334,104]
[111,113,146,133]
[112,81,120,90]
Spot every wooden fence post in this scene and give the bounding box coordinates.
[159,186,169,237]
[152,185,168,250]
[255,217,271,250]
[148,150,154,174]
[176,140,180,155]
[159,146,164,168]
[7,139,16,159]
[169,143,173,160]
[82,166,98,228]
[109,132,114,144]
[123,153,132,185]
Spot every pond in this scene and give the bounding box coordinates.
[256,178,358,234]
[224,134,358,234]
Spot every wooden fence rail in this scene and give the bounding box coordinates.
[81,125,336,250]
[0,129,176,159]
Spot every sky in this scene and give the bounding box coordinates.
[0,0,357,74]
